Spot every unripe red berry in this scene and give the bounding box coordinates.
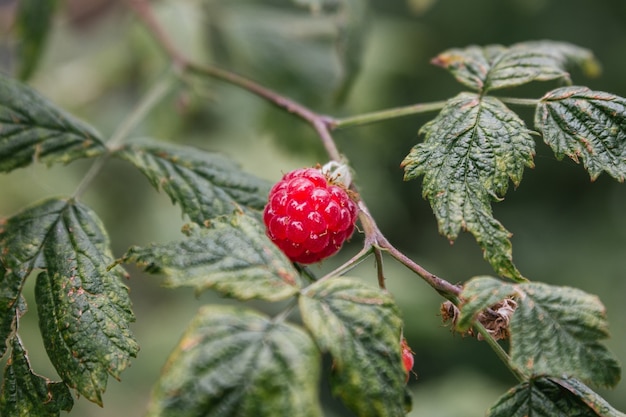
[263,167,358,264]
[401,338,414,382]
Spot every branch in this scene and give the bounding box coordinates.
[125,0,461,301]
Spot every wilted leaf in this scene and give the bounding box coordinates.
[15,0,59,81]
[489,377,626,417]
[122,213,302,301]
[0,197,138,405]
[116,139,271,224]
[0,73,105,173]
[0,336,73,417]
[147,305,322,417]
[432,41,599,92]
[535,86,626,181]
[299,277,406,417]
[458,277,621,388]
[402,93,534,280]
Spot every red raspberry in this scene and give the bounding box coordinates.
[401,338,414,382]
[263,167,358,264]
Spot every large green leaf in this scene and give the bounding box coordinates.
[116,139,271,224]
[122,213,302,301]
[0,336,73,417]
[432,41,599,92]
[0,74,106,173]
[299,277,407,417]
[402,93,534,280]
[15,0,58,81]
[458,277,621,388]
[0,197,138,405]
[147,305,322,417]
[489,377,626,417]
[535,86,626,181]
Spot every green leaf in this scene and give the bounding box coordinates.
[147,305,322,417]
[535,86,626,181]
[0,264,26,360]
[432,41,599,92]
[0,74,106,173]
[0,336,73,417]
[459,277,621,388]
[15,0,59,81]
[122,213,301,301]
[402,93,534,280]
[0,199,69,359]
[489,377,626,417]
[0,197,138,405]
[299,277,406,417]
[116,139,271,224]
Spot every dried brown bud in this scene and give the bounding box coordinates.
[440,297,518,341]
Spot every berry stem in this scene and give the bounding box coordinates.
[474,323,527,383]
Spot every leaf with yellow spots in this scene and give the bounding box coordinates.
[458,276,621,388]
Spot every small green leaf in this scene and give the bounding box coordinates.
[123,213,301,301]
[147,305,322,417]
[432,41,598,92]
[489,377,626,417]
[402,93,534,280]
[459,277,621,388]
[0,197,138,405]
[299,277,406,417]
[0,73,106,173]
[535,86,626,181]
[116,139,271,224]
[15,0,59,81]
[0,336,73,417]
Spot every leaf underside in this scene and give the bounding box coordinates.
[147,305,322,417]
[536,86,626,181]
[402,92,534,280]
[116,138,271,224]
[0,198,138,405]
[459,277,621,388]
[0,73,105,173]
[489,377,626,417]
[299,277,407,417]
[122,213,302,301]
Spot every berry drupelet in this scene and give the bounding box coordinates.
[263,167,358,264]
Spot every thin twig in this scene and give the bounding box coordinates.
[73,69,176,199]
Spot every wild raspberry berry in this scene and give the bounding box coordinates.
[263,167,358,264]
[401,338,414,382]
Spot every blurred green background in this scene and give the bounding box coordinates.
[2,0,626,415]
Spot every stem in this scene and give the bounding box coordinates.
[474,323,527,382]
[329,100,448,129]
[301,246,374,295]
[73,69,176,199]
[496,97,540,107]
